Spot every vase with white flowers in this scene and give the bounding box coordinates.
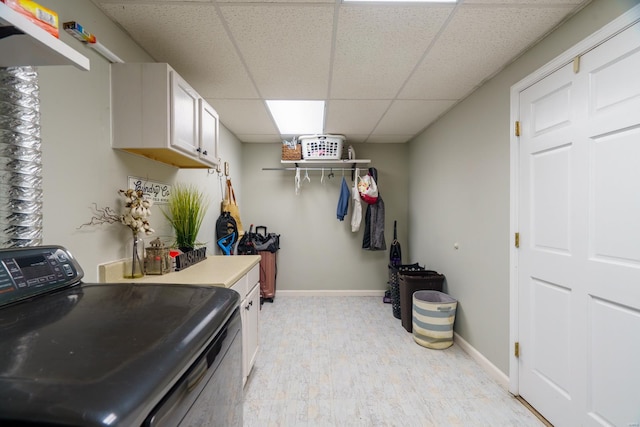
[120,189,154,278]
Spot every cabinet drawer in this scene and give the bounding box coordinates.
[230,275,248,299]
[230,263,259,298]
[247,263,259,287]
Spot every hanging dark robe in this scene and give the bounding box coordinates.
[362,167,386,251]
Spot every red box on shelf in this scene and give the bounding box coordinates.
[3,0,59,38]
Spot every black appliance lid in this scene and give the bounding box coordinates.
[0,281,240,426]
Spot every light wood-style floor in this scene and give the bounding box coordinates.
[244,296,544,426]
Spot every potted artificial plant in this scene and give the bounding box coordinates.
[163,183,208,252]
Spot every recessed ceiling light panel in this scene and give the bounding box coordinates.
[266,100,325,135]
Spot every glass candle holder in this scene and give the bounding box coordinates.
[144,237,171,275]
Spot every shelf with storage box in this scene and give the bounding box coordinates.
[0,2,89,70]
[111,63,219,169]
[278,134,370,169]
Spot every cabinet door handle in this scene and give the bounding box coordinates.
[248,300,253,306]
[202,150,208,156]
[245,304,250,310]
[196,147,201,153]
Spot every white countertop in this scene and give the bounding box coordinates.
[98,255,261,288]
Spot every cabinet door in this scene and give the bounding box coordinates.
[170,71,199,156]
[245,282,260,378]
[199,100,219,168]
[240,295,249,386]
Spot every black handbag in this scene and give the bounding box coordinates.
[237,225,258,255]
[216,211,237,255]
[389,220,402,267]
[253,226,280,253]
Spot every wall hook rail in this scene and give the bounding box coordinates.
[261,167,358,171]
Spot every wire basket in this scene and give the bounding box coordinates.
[282,144,302,160]
[388,263,424,319]
[299,135,345,160]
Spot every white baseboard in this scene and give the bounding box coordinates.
[454,332,510,390]
[276,290,386,297]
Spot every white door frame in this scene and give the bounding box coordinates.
[508,4,640,396]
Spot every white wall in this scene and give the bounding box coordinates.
[240,143,409,292]
[407,0,639,375]
[35,0,243,281]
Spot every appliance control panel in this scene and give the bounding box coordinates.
[0,246,84,308]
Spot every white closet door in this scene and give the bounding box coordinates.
[518,60,579,427]
[517,21,640,427]
[574,22,640,427]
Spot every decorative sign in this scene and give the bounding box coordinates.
[127,177,171,204]
[175,247,207,271]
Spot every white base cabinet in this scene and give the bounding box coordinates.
[231,263,260,386]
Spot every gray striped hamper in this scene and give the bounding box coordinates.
[412,290,457,349]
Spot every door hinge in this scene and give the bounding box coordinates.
[514,121,521,137]
[515,342,520,358]
[573,55,580,73]
[515,232,520,248]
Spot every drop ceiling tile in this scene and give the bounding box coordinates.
[400,4,576,100]
[342,135,370,144]
[235,134,283,143]
[366,134,413,144]
[208,99,278,136]
[330,5,454,100]
[325,100,392,136]
[220,5,334,99]
[374,99,456,135]
[96,2,258,98]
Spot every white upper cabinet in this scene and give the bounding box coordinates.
[170,72,200,157]
[199,99,219,166]
[0,3,89,70]
[111,63,219,169]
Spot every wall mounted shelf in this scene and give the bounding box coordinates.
[280,159,370,166]
[0,3,90,70]
[263,160,372,178]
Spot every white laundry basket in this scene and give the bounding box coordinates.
[412,290,457,349]
[299,135,345,160]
